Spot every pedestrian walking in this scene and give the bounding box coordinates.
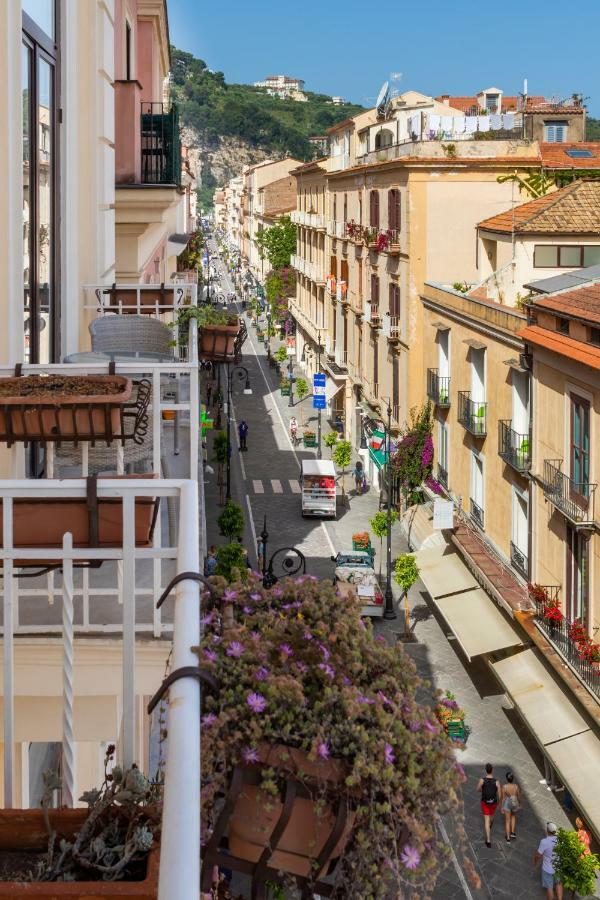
[352,460,364,494]
[500,770,522,842]
[534,822,563,899]
[575,817,591,855]
[257,536,264,571]
[204,546,217,577]
[476,763,501,847]
[289,416,298,445]
[238,419,248,451]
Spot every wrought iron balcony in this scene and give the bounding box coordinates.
[510,541,529,580]
[427,369,450,407]
[140,102,182,185]
[470,497,484,529]
[541,459,597,526]
[458,392,487,436]
[499,421,531,472]
[531,586,599,700]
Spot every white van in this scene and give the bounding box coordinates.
[301,460,336,519]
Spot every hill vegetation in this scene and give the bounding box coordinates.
[586,117,600,140]
[171,47,364,208]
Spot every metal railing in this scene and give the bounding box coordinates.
[364,302,380,325]
[140,102,182,185]
[334,348,348,368]
[85,282,197,323]
[470,497,485,529]
[499,421,531,472]
[365,380,379,401]
[437,463,448,488]
[510,541,529,579]
[531,588,599,700]
[541,459,597,525]
[458,391,487,436]
[382,315,401,339]
[427,369,450,407]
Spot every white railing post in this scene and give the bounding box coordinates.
[2,498,14,807]
[61,532,75,808]
[158,480,200,900]
[121,494,136,769]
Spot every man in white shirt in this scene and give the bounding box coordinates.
[534,822,563,899]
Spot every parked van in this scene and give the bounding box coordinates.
[301,460,336,519]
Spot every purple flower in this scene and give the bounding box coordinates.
[342,676,351,686]
[375,635,387,644]
[400,844,421,871]
[421,434,434,468]
[425,475,444,496]
[279,643,293,658]
[424,719,438,734]
[246,692,267,713]
[250,570,263,579]
[250,593,262,602]
[272,586,283,597]
[243,606,253,614]
[203,648,218,663]
[250,631,261,641]
[242,747,259,764]
[303,630,314,641]
[281,602,294,611]
[211,635,221,644]
[384,743,395,765]
[318,642,330,660]
[295,660,308,674]
[201,611,215,626]
[316,741,330,759]
[318,663,335,679]
[357,694,376,705]
[226,641,245,658]
[409,720,421,732]
[455,762,466,779]
[223,589,238,604]
[377,690,392,707]
[254,666,269,681]
[202,713,217,727]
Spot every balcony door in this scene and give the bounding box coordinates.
[471,451,484,521]
[570,393,590,501]
[512,371,529,435]
[511,487,528,577]
[438,419,449,486]
[470,348,485,403]
[566,525,589,624]
[437,328,450,378]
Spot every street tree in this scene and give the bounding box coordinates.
[332,440,352,503]
[254,216,297,271]
[370,510,398,577]
[553,829,600,898]
[393,553,420,635]
[218,499,245,544]
[295,377,309,425]
[216,543,248,582]
[324,432,338,456]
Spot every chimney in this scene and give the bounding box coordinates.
[441,94,450,105]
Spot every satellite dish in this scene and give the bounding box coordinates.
[376,80,390,118]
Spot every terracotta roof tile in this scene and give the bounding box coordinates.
[518,324,600,368]
[434,95,545,113]
[477,179,600,235]
[531,281,600,325]
[540,143,600,169]
[328,156,541,178]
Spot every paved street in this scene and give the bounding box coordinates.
[203,245,598,899]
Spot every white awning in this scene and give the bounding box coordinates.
[326,378,343,402]
[544,731,600,842]
[416,546,478,598]
[491,650,589,745]
[401,502,447,552]
[435,588,523,660]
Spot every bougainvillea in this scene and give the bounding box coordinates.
[389,402,435,503]
[198,574,466,898]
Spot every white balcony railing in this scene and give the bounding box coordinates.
[0,477,202,900]
[336,280,347,302]
[330,153,351,172]
[382,314,401,339]
[84,282,197,319]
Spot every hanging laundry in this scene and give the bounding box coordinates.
[465,116,478,133]
[503,113,515,130]
[428,114,441,132]
[441,115,454,132]
[490,114,502,131]
[478,116,490,132]
[453,116,466,134]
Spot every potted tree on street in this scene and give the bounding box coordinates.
[332,440,352,505]
[295,377,309,425]
[217,499,245,543]
[370,509,398,577]
[394,553,420,637]
[324,431,338,457]
[552,828,600,898]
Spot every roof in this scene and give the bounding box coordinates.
[328,155,541,179]
[518,324,600,369]
[540,143,600,169]
[434,94,544,113]
[525,265,600,294]
[530,281,600,325]
[477,179,600,235]
[326,118,355,135]
[301,460,335,476]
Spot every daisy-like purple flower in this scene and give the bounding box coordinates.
[318,663,335,679]
[201,611,215,626]
[400,844,421,871]
[250,631,261,641]
[316,741,330,759]
[424,719,438,734]
[253,666,269,682]
[250,592,262,602]
[242,747,260,764]
[246,692,267,713]
[295,661,308,674]
[375,635,387,644]
[203,648,218,663]
[303,630,314,641]
[384,743,395,765]
[272,586,283,597]
[226,641,245,658]
[318,642,330,660]
[201,713,217,727]
[223,589,238,604]
[243,606,253,614]
[357,694,375,705]
[342,675,351,686]
[279,643,294,658]
[377,690,392,707]
[211,634,221,644]
[409,720,421,732]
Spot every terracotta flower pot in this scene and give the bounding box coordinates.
[226,745,354,880]
[0,376,132,444]
[0,809,159,897]
[199,321,240,362]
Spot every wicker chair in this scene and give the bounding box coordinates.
[89,315,174,359]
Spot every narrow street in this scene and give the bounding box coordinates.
[202,242,598,899]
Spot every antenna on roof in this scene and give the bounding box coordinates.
[375,80,390,119]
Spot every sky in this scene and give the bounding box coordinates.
[168,0,600,116]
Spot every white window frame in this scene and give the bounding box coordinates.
[544,121,568,143]
[438,417,449,481]
[471,449,484,511]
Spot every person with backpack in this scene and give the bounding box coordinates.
[238,419,248,451]
[501,770,522,842]
[476,762,501,847]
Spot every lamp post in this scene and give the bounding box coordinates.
[288,344,294,407]
[316,329,322,459]
[225,364,252,501]
[266,308,272,361]
[260,515,306,588]
[382,399,397,620]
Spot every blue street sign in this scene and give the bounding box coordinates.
[313,373,327,409]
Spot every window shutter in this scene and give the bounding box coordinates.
[371,274,379,305]
[389,283,400,317]
[370,191,379,228]
[388,190,400,230]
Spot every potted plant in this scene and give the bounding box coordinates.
[279,377,291,397]
[0,375,133,444]
[217,499,245,543]
[198,575,466,898]
[175,306,244,361]
[302,429,316,448]
[0,750,159,897]
[394,553,420,637]
[552,828,600,898]
[434,690,466,743]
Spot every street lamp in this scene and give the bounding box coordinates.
[226,364,252,501]
[288,346,294,407]
[381,398,397,620]
[260,515,306,588]
[266,308,272,361]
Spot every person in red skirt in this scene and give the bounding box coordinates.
[476,762,502,847]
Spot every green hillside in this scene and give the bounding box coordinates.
[171,47,364,208]
[586,117,600,140]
